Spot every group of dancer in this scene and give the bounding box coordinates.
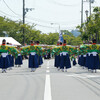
[78,39,100,73]
[53,40,72,72]
[0,39,43,73]
[0,38,100,73]
[53,39,100,73]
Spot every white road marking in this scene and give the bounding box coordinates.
[66,74,100,79]
[46,61,50,72]
[46,70,50,73]
[66,74,86,78]
[47,67,49,69]
[44,75,52,100]
[47,61,49,67]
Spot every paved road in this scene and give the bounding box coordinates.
[0,59,100,100]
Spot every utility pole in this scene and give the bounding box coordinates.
[22,0,34,45]
[81,0,83,27]
[89,0,95,16]
[23,0,25,45]
[89,0,91,16]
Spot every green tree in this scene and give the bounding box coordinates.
[77,7,100,43]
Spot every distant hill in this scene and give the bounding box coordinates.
[61,30,73,36]
[71,29,81,37]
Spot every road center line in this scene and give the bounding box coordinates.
[47,67,49,69]
[44,75,52,100]
[46,70,50,73]
[47,61,49,67]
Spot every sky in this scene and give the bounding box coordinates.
[0,0,100,33]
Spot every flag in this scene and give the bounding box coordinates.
[59,31,63,43]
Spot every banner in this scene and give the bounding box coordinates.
[59,31,63,43]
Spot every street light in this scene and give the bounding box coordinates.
[85,10,89,22]
[81,0,94,26]
[51,23,60,33]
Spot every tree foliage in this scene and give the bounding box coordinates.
[77,7,100,43]
[0,16,82,45]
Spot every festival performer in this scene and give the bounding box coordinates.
[35,41,43,67]
[70,46,78,66]
[0,39,18,73]
[77,46,83,66]
[85,43,92,71]
[87,39,100,73]
[43,47,51,59]
[6,42,14,70]
[15,46,23,67]
[59,40,71,72]
[28,40,38,72]
[21,46,28,60]
[79,42,87,68]
[53,41,61,70]
[78,39,100,73]
[22,40,42,72]
[71,54,77,66]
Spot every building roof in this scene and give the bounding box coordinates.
[0,37,21,46]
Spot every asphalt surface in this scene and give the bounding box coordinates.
[0,59,100,100]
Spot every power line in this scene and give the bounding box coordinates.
[0,12,76,32]
[1,0,74,25]
[0,10,77,30]
[0,11,77,30]
[0,10,21,18]
[0,10,80,26]
[25,20,56,29]
[26,15,81,25]
[0,11,80,26]
[1,0,80,26]
[26,20,76,31]
[0,11,55,30]
[0,0,78,31]
[3,0,22,17]
[48,0,80,7]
